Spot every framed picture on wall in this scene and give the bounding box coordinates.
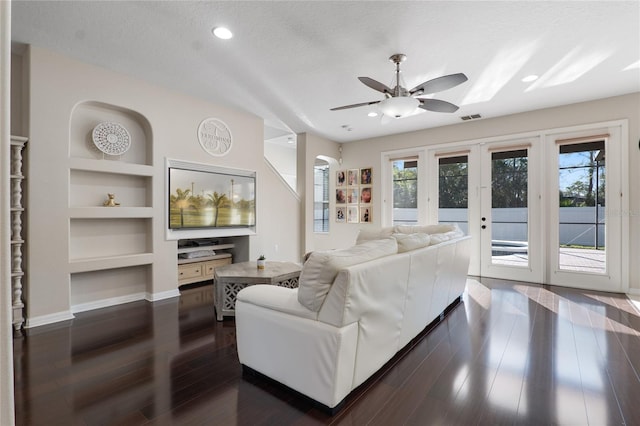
[360,186,372,204]
[360,206,371,223]
[336,170,346,187]
[347,206,359,223]
[336,188,346,204]
[360,167,372,185]
[347,169,359,186]
[347,187,359,204]
[336,206,346,222]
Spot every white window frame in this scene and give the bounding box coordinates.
[381,148,427,227]
[313,161,330,233]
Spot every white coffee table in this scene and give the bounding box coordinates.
[214,261,301,321]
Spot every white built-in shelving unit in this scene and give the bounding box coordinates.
[68,101,154,311]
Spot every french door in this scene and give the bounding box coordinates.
[426,123,626,292]
[545,126,624,292]
[428,140,542,282]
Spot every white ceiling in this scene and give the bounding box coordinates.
[11,1,640,143]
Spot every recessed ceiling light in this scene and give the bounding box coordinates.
[522,74,539,82]
[212,27,233,40]
[367,112,378,117]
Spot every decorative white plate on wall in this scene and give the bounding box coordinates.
[92,122,131,156]
[197,118,233,157]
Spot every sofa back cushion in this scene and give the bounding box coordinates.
[393,223,458,235]
[394,223,464,245]
[355,227,395,245]
[297,237,398,311]
[392,233,431,253]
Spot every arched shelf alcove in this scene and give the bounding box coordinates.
[67,101,156,314]
[69,100,152,165]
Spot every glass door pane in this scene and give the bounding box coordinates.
[490,149,529,267]
[392,159,418,225]
[438,155,469,234]
[558,141,606,273]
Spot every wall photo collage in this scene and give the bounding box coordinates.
[335,167,372,224]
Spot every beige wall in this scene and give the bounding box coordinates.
[10,51,26,136]
[18,46,300,326]
[331,93,640,293]
[264,140,297,189]
[297,132,342,254]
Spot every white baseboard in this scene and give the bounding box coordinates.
[71,292,146,314]
[25,310,75,328]
[26,290,181,328]
[146,289,180,302]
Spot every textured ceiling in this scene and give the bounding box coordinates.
[11,1,640,143]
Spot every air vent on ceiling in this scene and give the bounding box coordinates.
[460,114,482,121]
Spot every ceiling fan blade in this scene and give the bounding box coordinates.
[419,98,460,113]
[330,100,381,111]
[358,77,393,95]
[410,73,468,96]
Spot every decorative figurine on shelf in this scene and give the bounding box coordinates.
[257,255,266,270]
[103,193,121,207]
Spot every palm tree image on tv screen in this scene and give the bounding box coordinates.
[169,167,256,229]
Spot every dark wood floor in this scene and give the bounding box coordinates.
[13,278,640,425]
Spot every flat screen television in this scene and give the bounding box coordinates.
[168,163,256,230]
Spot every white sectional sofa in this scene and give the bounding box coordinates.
[235,224,471,411]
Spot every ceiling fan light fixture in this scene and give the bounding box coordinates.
[330,54,466,116]
[379,97,419,118]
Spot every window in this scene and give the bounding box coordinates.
[438,155,469,233]
[313,161,330,232]
[558,140,605,271]
[490,149,529,264]
[392,158,418,225]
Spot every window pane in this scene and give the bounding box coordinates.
[392,159,418,225]
[558,141,605,273]
[313,163,329,232]
[438,155,468,234]
[491,149,529,267]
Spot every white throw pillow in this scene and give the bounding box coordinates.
[392,233,431,253]
[355,227,394,244]
[394,223,460,235]
[297,237,398,311]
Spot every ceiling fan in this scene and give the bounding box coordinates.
[330,53,468,119]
